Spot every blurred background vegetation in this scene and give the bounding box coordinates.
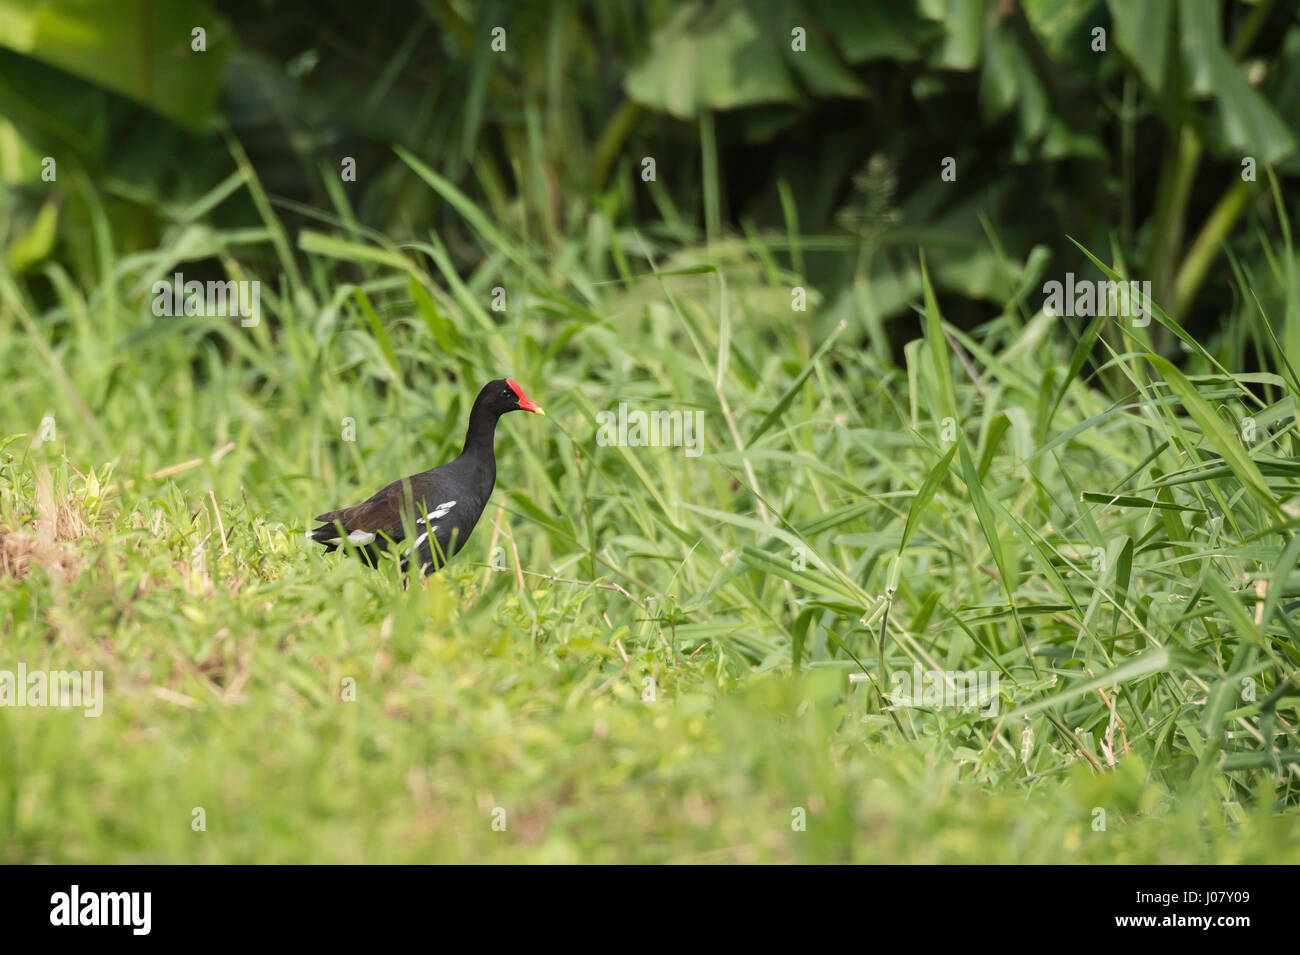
[4,0,1300,346]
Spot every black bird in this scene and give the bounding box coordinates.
[311,379,545,575]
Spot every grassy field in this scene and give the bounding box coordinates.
[2,147,1299,864]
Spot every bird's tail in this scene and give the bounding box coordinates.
[310,521,342,551]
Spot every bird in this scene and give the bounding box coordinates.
[310,378,545,576]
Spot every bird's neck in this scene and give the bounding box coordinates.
[460,403,500,461]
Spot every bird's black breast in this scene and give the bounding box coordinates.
[397,484,490,575]
[365,462,484,572]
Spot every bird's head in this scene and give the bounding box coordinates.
[480,378,545,417]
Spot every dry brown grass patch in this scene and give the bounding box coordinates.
[0,525,82,582]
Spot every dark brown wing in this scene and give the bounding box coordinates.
[310,472,454,554]
[315,482,400,531]
[310,478,414,552]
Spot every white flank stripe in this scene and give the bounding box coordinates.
[347,530,376,545]
[405,502,454,556]
[405,527,437,557]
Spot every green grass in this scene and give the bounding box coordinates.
[1,148,1299,863]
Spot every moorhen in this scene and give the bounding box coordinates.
[311,378,545,576]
